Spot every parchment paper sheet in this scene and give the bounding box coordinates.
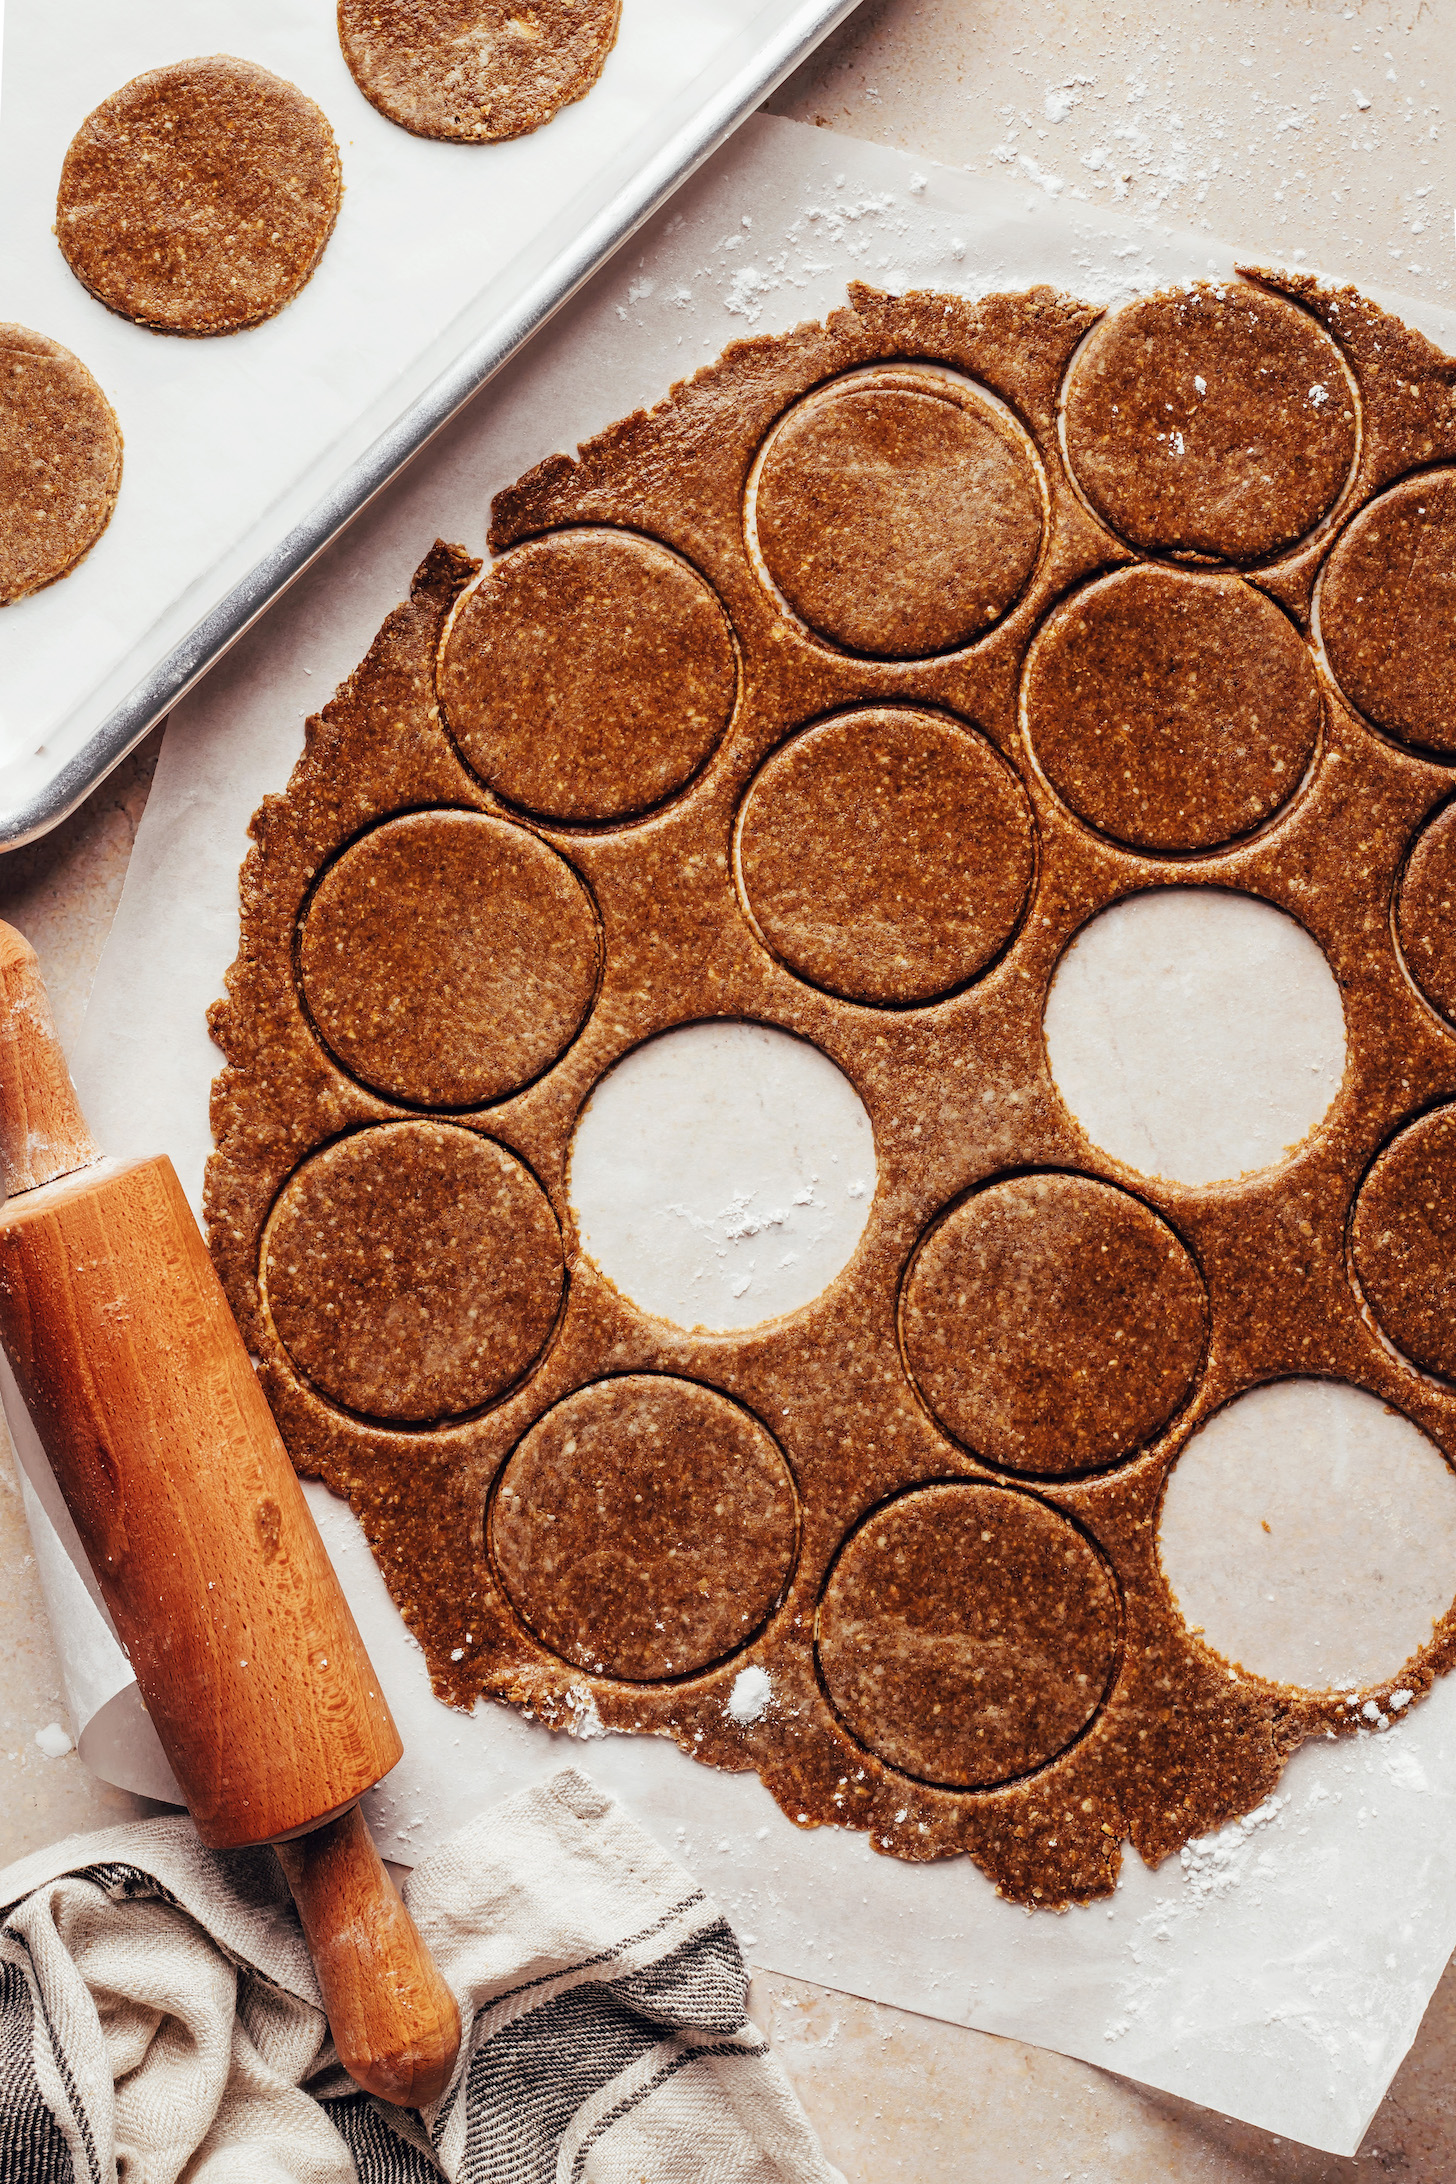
[27,117,1456,2154]
[0,0,840,817]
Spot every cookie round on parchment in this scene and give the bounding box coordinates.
[56,57,342,337]
[0,326,122,604]
[338,0,622,143]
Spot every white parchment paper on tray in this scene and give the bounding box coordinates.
[24,116,1456,2157]
[0,0,850,836]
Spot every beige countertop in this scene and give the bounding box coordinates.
[3,3,1454,2174]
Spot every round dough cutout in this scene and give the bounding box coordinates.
[339,0,621,144]
[1399,800,1456,1024]
[491,1375,797,1679]
[902,1174,1207,1476]
[439,529,736,822]
[263,1121,562,1421]
[1320,471,1456,755]
[738,707,1035,1004]
[1023,567,1319,853]
[1351,1106,1456,1381]
[753,373,1043,657]
[0,326,122,603]
[299,809,598,1107]
[817,1483,1119,1787]
[57,57,341,336]
[1062,285,1356,563]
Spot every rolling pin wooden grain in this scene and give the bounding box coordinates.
[0,921,460,2108]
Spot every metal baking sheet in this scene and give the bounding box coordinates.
[0,0,858,848]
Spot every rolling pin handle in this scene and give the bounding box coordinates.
[274,1804,461,2109]
[0,922,99,1194]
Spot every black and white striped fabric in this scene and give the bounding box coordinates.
[0,1769,841,2184]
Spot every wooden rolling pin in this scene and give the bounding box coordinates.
[0,922,459,2108]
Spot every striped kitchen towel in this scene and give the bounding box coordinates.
[0,1766,842,2183]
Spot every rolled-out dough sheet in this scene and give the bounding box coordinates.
[38,116,1456,2155]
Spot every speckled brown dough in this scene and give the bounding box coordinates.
[1062,286,1357,562]
[208,278,1456,1910]
[438,529,737,822]
[1320,470,1456,754]
[1350,1107,1456,1381]
[754,374,1043,657]
[817,1484,1120,1787]
[901,1175,1208,1476]
[737,707,1034,1004]
[338,0,620,143]
[263,1120,563,1421]
[299,809,599,1107]
[1022,567,1320,852]
[491,1376,798,1679]
[0,326,122,604]
[56,57,341,337]
[1399,799,1456,1022]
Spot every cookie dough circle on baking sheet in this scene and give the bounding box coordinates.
[263,1121,562,1421]
[298,810,598,1107]
[817,1483,1118,1787]
[737,707,1034,1005]
[0,326,122,604]
[902,1174,1207,1477]
[1320,471,1456,755]
[338,0,621,144]
[752,374,1043,658]
[1022,567,1319,853]
[56,58,341,336]
[438,529,737,822]
[1044,888,1346,1185]
[1159,1379,1456,1688]
[1351,1106,1456,1380]
[1062,286,1356,563]
[491,1375,797,1680]
[1399,801,1456,1023]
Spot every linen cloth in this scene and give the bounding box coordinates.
[0,1766,842,2183]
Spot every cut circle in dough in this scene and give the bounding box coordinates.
[491,1375,797,1680]
[0,325,122,604]
[298,809,598,1107]
[817,1482,1119,1787]
[1399,800,1456,1023]
[438,529,737,823]
[753,374,1043,657]
[902,1174,1208,1475]
[1320,470,1456,755]
[338,0,621,144]
[737,706,1035,1005]
[1350,1106,1456,1381]
[56,57,341,337]
[1022,567,1320,853]
[1062,287,1356,563]
[263,1121,562,1421]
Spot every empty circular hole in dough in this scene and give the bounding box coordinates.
[1062,285,1356,563]
[737,707,1034,1005]
[491,1375,797,1681]
[817,1482,1119,1788]
[1350,1106,1456,1381]
[1398,800,1456,1024]
[1320,469,1456,756]
[752,370,1043,658]
[1158,1379,1456,1688]
[263,1121,563,1422]
[0,325,123,604]
[902,1173,1208,1476]
[1022,567,1319,854]
[568,1022,875,1331]
[438,529,737,823]
[1044,889,1346,1185]
[298,809,599,1108]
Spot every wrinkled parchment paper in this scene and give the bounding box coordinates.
[22,119,1456,2155]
